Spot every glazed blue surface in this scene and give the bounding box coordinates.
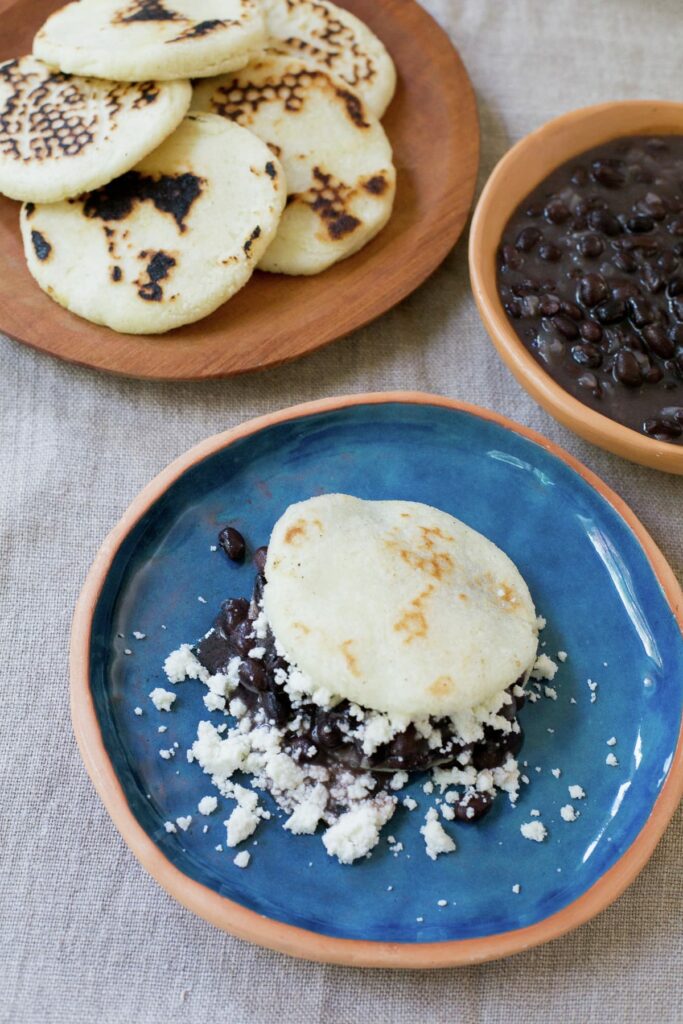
[90,402,683,943]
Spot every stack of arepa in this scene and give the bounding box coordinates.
[0,0,396,333]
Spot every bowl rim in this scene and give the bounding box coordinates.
[70,390,683,968]
[469,99,683,475]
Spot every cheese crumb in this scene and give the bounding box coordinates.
[512,883,521,894]
[544,686,558,701]
[123,648,132,656]
[557,651,567,662]
[225,805,260,847]
[560,804,578,822]
[551,768,561,778]
[437,899,448,907]
[402,796,417,811]
[421,808,456,860]
[198,796,218,816]
[134,707,143,716]
[606,753,619,767]
[163,821,176,833]
[159,748,174,760]
[607,737,617,746]
[568,785,585,800]
[530,808,540,817]
[233,851,250,868]
[520,821,547,842]
[133,631,146,640]
[531,654,558,681]
[176,816,192,831]
[322,801,395,864]
[149,687,176,712]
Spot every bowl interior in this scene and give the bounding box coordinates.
[470,102,683,472]
[87,401,683,944]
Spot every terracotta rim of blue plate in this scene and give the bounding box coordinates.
[70,392,683,967]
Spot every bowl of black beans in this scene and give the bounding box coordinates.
[469,101,683,473]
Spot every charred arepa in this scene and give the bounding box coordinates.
[263,495,540,719]
[20,113,285,334]
[192,55,395,275]
[261,0,396,118]
[33,0,266,82]
[0,56,190,203]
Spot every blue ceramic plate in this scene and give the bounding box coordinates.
[72,395,683,966]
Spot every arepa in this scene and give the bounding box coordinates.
[0,56,190,203]
[33,0,266,82]
[261,0,396,118]
[20,113,285,334]
[192,55,395,275]
[263,494,539,718]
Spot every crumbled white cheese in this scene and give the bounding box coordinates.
[322,801,395,864]
[402,796,417,811]
[163,821,176,833]
[568,785,585,800]
[531,654,558,681]
[512,883,521,894]
[134,707,143,716]
[389,771,409,791]
[233,851,250,868]
[421,808,456,860]
[441,804,455,821]
[248,646,266,660]
[198,596,207,604]
[284,784,328,835]
[157,725,167,733]
[133,631,146,640]
[560,804,577,822]
[530,808,540,817]
[198,795,218,816]
[149,687,176,712]
[520,821,547,842]
[536,615,547,630]
[422,780,434,795]
[203,692,226,712]
[557,651,567,662]
[606,753,619,767]
[544,686,558,701]
[551,768,561,778]
[225,805,260,847]
[159,748,174,760]
[437,899,448,907]
[176,816,192,831]
[123,648,132,656]
[607,737,617,746]
[164,644,208,684]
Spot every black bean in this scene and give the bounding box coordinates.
[611,282,640,301]
[643,324,675,358]
[591,158,626,188]
[578,371,602,396]
[571,343,602,368]
[230,619,254,655]
[657,250,678,273]
[512,278,539,296]
[614,349,643,386]
[499,244,523,270]
[538,242,562,262]
[641,263,665,293]
[666,275,683,297]
[525,202,544,217]
[253,545,268,572]
[554,314,580,339]
[671,297,683,321]
[218,597,249,634]
[612,251,637,273]
[261,688,291,727]
[627,214,654,233]
[453,792,494,822]
[595,298,626,324]
[561,301,583,321]
[587,208,622,235]
[538,294,561,317]
[571,166,588,186]
[644,416,682,439]
[218,525,246,562]
[238,658,268,692]
[515,227,542,252]
[578,234,602,259]
[627,296,656,326]
[544,199,570,224]
[580,319,603,342]
[645,366,663,384]
[667,216,683,236]
[670,324,683,345]
[504,299,523,319]
[578,273,608,307]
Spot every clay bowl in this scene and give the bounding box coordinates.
[469,100,683,475]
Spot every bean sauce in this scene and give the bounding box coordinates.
[497,135,683,443]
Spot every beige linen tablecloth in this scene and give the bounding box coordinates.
[1,2,682,1021]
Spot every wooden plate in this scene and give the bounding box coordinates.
[0,0,479,379]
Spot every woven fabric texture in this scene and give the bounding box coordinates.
[1,2,681,1022]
